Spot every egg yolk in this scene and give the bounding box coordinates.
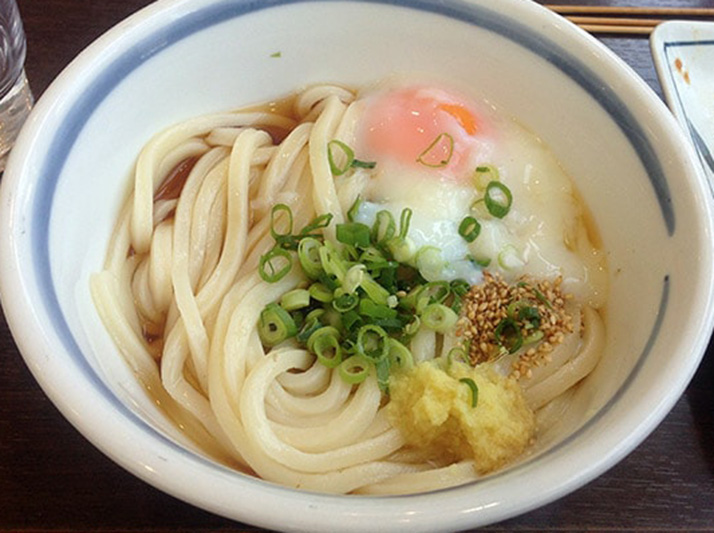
[361,86,483,178]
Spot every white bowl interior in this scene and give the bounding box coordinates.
[2,0,713,531]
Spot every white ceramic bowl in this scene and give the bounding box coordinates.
[1,0,713,530]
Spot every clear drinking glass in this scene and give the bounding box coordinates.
[0,0,32,171]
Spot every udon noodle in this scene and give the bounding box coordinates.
[91,81,607,494]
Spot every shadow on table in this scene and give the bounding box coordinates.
[686,335,714,477]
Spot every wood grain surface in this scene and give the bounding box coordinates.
[1,0,713,531]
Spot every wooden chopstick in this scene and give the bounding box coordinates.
[545,5,714,16]
[544,5,714,35]
[575,23,654,35]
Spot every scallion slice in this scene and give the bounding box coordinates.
[484,181,513,218]
[387,338,413,370]
[459,377,479,407]
[300,213,334,236]
[352,159,377,169]
[347,195,362,222]
[280,288,310,311]
[319,241,347,282]
[313,333,342,368]
[309,282,333,303]
[332,290,359,313]
[473,164,499,190]
[297,237,323,279]
[258,303,297,346]
[446,345,470,368]
[458,216,481,243]
[416,132,455,168]
[339,354,371,384]
[343,264,365,294]
[420,303,458,333]
[327,140,355,176]
[375,356,391,392]
[356,324,389,361]
[372,210,396,245]
[494,317,523,354]
[336,222,371,248]
[270,204,294,242]
[259,247,293,283]
[296,310,324,344]
[307,326,340,354]
[415,246,444,281]
[359,299,398,320]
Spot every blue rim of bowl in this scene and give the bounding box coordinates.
[29,0,674,506]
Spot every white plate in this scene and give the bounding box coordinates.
[652,21,714,194]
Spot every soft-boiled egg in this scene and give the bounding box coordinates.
[359,84,492,181]
[342,81,606,306]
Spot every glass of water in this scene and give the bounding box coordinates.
[0,0,32,172]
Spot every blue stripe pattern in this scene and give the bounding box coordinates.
[30,0,672,496]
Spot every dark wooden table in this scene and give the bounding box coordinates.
[1,0,713,531]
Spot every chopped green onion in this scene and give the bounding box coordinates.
[313,332,342,368]
[307,326,340,353]
[534,288,554,309]
[449,279,471,314]
[404,316,421,336]
[347,196,362,222]
[359,299,398,320]
[259,247,293,283]
[356,324,389,361]
[473,164,499,190]
[258,303,297,346]
[352,159,377,169]
[374,356,391,392]
[372,210,396,245]
[319,241,347,282]
[416,132,455,168]
[332,290,359,312]
[336,222,371,248]
[327,140,355,176]
[415,246,444,281]
[498,244,524,270]
[297,237,323,279]
[341,309,362,332]
[270,204,294,242]
[421,303,458,333]
[280,288,310,311]
[458,216,481,243]
[300,213,333,236]
[517,305,541,329]
[524,330,545,345]
[309,282,333,303]
[358,272,391,306]
[339,354,371,384]
[450,279,470,298]
[484,181,513,218]
[297,310,324,343]
[343,264,365,294]
[388,236,416,263]
[446,345,470,368]
[494,317,523,354]
[398,207,413,240]
[459,377,479,407]
[468,255,491,268]
[418,281,451,305]
[506,299,531,320]
[387,338,413,370]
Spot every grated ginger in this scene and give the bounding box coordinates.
[387,361,535,474]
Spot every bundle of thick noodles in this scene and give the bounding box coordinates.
[91,81,607,494]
